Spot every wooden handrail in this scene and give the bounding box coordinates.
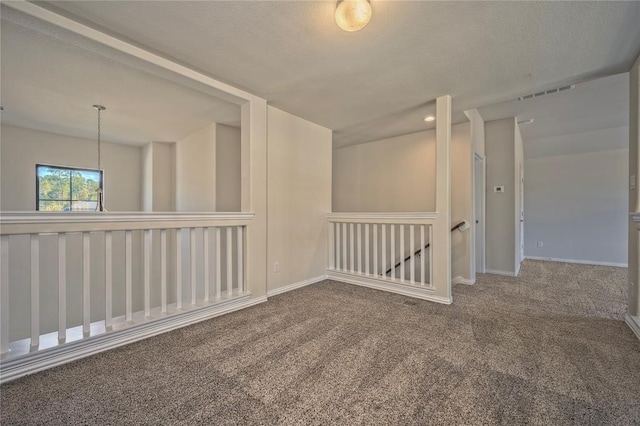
[385,221,467,275]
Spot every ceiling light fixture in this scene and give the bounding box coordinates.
[517,118,535,125]
[335,0,372,32]
[93,105,107,212]
[424,115,436,122]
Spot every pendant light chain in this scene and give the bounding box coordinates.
[97,106,102,171]
[93,105,106,212]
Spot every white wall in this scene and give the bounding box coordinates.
[0,124,142,211]
[630,55,640,318]
[333,130,436,212]
[485,118,518,275]
[332,124,473,282]
[175,123,216,212]
[267,106,332,292]
[215,124,241,212]
[525,146,628,266]
[451,122,472,281]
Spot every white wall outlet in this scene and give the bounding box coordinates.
[537,241,543,248]
[494,186,505,193]
[631,175,636,190]
[273,261,280,273]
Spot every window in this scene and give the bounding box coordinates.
[36,164,103,212]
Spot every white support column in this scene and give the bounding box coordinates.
[82,232,90,335]
[58,233,67,341]
[434,95,452,301]
[1,236,9,354]
[105,231,113,327]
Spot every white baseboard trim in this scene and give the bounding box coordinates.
[625,315,640,340]
[0,294,267,384]
[484,269,517,277]
[327,270,452,305]
[267,275,327,297]
[453,276,475,285]
[524,256,627,268]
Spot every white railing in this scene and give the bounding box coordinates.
[0,212,252,360]
[327,213,442,295]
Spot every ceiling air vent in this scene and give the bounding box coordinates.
[518,84,575,101]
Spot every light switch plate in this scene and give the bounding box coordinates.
[494,186,505,193]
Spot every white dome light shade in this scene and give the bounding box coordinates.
[335,0,372,32]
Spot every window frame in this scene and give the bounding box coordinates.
[35,163,104,212]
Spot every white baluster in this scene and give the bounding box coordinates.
[428,225,433,285]
[215,228,221,300]
[349,223,354,273]
[226,227,233,297]
[160,229,167,313]
[420,225,426,285]
[410,225,415,284]
[1,236,9,354]
[329,222,335,270]
[203,227,210,302]
[373,224,378,276]
[190,228,197,305]
[176,229,183,310]
[82,232,90,335]
[144,229,151,317]
[105,231,113,327]
[390,225,396,279]
[125,230,132,322]
[342,223,347,272]
[400,224,405,282]
[58,233,67,341]
[364,224,370,275]
[237,226,243,293]
[381,224,386,277]
[357,223,362,274]
[336,223,341,270]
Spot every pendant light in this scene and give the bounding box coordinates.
[93,105,106,212]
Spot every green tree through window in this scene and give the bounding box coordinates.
[36,164,103,211]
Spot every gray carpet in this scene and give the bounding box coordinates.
[2,260,639,425]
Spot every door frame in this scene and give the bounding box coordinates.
[472,153,486,276]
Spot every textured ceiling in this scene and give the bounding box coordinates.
[2,1,639,150]
[0,7,241,146]
[39,0,640,148]
[479,71,629,145]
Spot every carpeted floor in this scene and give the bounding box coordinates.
[1,260,639,425]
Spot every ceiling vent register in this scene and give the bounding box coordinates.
[518,84,575,101]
